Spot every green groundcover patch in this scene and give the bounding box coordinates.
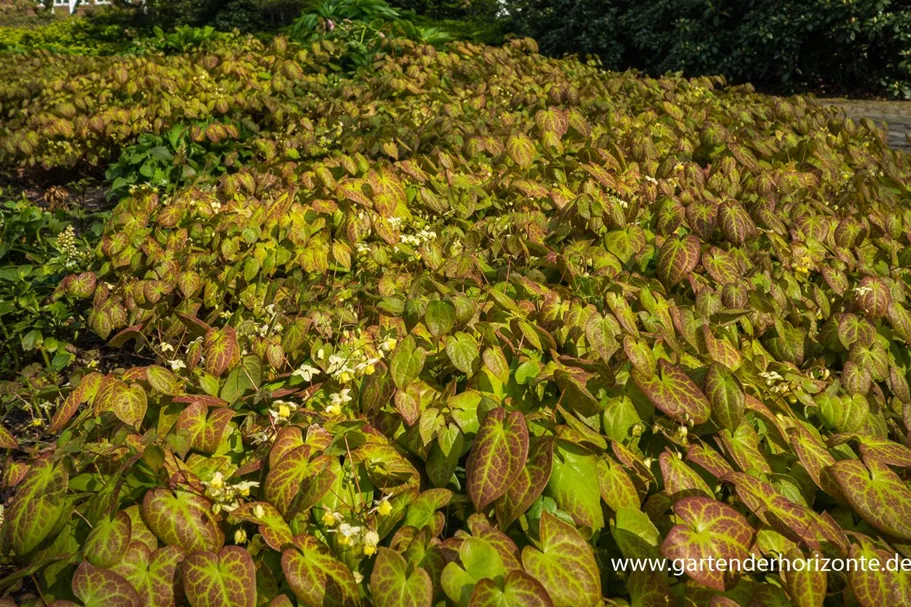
[1,31,911,607]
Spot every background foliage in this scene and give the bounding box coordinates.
[503,0,911,98]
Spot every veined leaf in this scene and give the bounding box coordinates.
[521,513,600,607]
[632,360,711,425]
[370,548,433,607]
[281,535,361,607]
[3,456,68,555]
[466,408,529,512]
[182,547,256,607]
[142,488,224,552]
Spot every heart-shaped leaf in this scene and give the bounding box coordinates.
[85,511,131,568]
[466,408,529,512]
[704,363,744,431]
[829,456,911,540]
[632,360,711,425]
[660,496,754,591]
[111,543,185,607]
[281,535,361,607]
[142,488,224,552]
[72,561,141,607]
[3,456,68,555]
[495,437,554,528]
[369,548,432,607]
[182,547,256,607]
[521,513,600,607]
[657,234,700,286]
[468,571,554,607]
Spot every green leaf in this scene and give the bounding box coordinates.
[446,332,479,374]
[553,370,603,417]
[426,300,456,339]
[182,547,256,607]
[612,507,660,559]
[442,537,507,606]
[507,133,536,168]
[142,488,224,552]
[369,548,433,607]
[521,513,601,607]
[72,561,141,607]
[3,456,68,555]
[111,544,184,607]
[390,336,426,389]
[281,535,361,607]
[660,496,754,591]
[704,363,744,431]
[632,360,711,425]
[0,424,18,450]
[468,571,554,607]
[84,511,131,568]
[204,326,238,377]
[264,445,335,517]
[466,408,529,512]
[147,365,181,396]
[545,442,604,532]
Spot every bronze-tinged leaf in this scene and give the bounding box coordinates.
[657,235,700,287]
[142,488,224,552]
[829,456,911,540]
[660,496,754,592]
[204,326,238,377]
[85,511,132,568]
[281,535,361,607]
[0,425,18,450]
[110,543,184,607]
[718,200,756,246]
[521,513,600,607]
[495,437,554,528]
[3,456,68,555]
[466,408,529,512]
[50,372,103,433]
[703,363,744,431]
[848,537,911,607]
[468,571,554,607]
[72,561,141,607]
[506,133,536,168]
[182,547,256,607]
[632,360,711,425]
[147,365,182,396]
[782,548,826,607]
[370,548,433,607]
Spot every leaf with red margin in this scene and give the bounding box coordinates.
[369,548,433,607]
[660,496,754,592]
[468,571,554,607]
[848,537,911,607]
[182,546,256,607]
[854,435,911,467]
[204,326,238,377]
[468,516,522,571]
[597,455,640,511]
[269,426,306,468]
[657,234,700,287]
[685,441,733,479]
[521,513,600,607]
[176,403,234,455]
[142,488,224,552]
[829,456,911,540]
[111,543,185,607]
[782,549,827,607]
[466,408,529,512]
[627,571,673,607]
[659,451,712,500]
[506,133,536,168]
[281,535,361,607]
[3,456,68,555]
[717,424,771,473]
[147,365,182,396]
[553,369,603,417]
[50,372,103,433]
[724,472,846,553]
[94,376,147,429]
[702,247,739,285]
[172,395,229,407]
[0,425,17,450]
[789,422,839,495]
[229,502,293,551]
[85,511,131,568]
[704,363,744,431]
[632,360,711,425]
[264,445,336,517]
[495,436,553,528]
[72,561,141,607]
[718,201,756,245]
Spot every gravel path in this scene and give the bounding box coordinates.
[821,98,911,152]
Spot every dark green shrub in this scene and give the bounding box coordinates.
[505,0,911,97]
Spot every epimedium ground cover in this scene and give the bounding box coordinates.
[1,26,911,607]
